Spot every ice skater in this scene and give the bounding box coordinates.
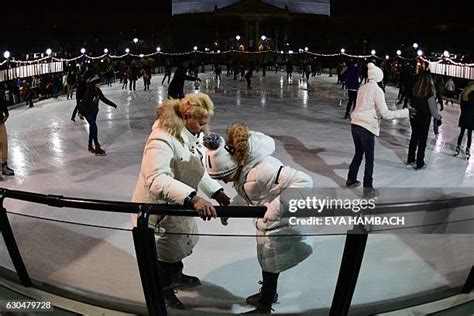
[168,61,201,99]
[454,80,474,160]
[444,77,456,105]
[132,92,230,309]
[346,63,413,197]
[204,123,313,314]
[78,75,118,155]
[406,71,442,169]
[162,62,172,85]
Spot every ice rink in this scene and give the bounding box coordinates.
[0,71,473,314]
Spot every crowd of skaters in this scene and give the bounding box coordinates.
[0,56,472,173]
[0,53,473,314]
[336,59,474,199]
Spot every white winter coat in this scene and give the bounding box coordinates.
[233,132,313,273]
[351,81,409,136]
[132,121,222,263]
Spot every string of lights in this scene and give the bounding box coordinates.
[2,48,473,68]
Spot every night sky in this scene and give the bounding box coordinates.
[3,0,473,55]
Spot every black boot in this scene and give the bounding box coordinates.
[246,281,278,306]
[94,145,106,156]
[88,143,95,153]
[163,260,201,289]
[466,148,471,160]
[171,273,201,289]
[1,163,14,176]
[163,289,185,310]
[245,271,279,313]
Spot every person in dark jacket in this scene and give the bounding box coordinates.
[20,80,34,108]
[343,61,360,119]
[245,68,253,89]
[407,71,442,170]
[454,81,474,160]
[286,60,293,82]
[167,61,200,99]
[0,95,14,178]
[127,66,138,91]
[66,71,77,100]
[71,74,88,121]
[397,63,415,108]
[79,75,118,155]
[162,61,172,85]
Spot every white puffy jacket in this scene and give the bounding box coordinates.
[351,81,409,136]
[233,132,313,273]
[132,121,222,263]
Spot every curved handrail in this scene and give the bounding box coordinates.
[0,187,473,316]
[0,188,267,218]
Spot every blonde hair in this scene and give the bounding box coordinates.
[157,92,214,144]
[226,123,250,166]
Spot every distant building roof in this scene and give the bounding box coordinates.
[172,0,330,16]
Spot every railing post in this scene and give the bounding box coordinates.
[462,265,474,293]
[329,229,368,316]
[0,189,32,287]
[132,205,167,316]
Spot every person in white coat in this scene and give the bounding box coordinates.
[204,123,313,314]
[132,92,231,309]
[346,63,414,197]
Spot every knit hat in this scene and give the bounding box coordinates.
[367,63,383,82]
[203,133,239,179]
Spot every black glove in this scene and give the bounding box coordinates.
[113,104,117,108]
[437,118,442,126]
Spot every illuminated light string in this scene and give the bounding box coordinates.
[420,56,474,67]
[1,49,473,67]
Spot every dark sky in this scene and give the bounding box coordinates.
[3,0,472,54]
[334,0,471,20]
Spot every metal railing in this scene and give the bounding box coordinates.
[0,187,473,315]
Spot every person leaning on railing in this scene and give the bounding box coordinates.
[131,92,231,310]
[204,123,313,314]
[0,94,15,178]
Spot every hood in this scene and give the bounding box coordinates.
[240,131,275,179]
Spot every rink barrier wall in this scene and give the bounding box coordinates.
[0,187,473,315]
